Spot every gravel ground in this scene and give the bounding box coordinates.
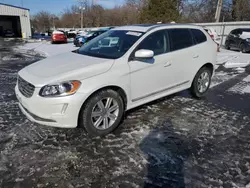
[0,42,250,188]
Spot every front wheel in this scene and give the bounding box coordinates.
[225,42,230,50]
[190,67,212,98]
[240,43,247,53]
[79,89,124,137]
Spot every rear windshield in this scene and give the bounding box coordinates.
[241,29,250,32]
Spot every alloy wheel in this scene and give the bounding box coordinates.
[197,72,210,93]
[91,97,119,130]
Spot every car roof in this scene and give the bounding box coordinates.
[239,28,250,31]
[113,24,202,33]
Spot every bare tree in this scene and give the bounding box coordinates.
[61,6,81,28]
[31,11,53,32]
[232,0,250,21]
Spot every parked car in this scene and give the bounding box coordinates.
[203,27,220,51]
[15,24,217,136]
[203,27,219,41]
[4,29,15,37]
[67,30,77,38]
[74,29,108,47]
[77,30,88,36]
[225,28,250,53]
[32,33,51,41]
[51,30,67,44]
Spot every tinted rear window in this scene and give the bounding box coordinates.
[241,29,250,33]
[168,29,193,51]
[191,29,207,44]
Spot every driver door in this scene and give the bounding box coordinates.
[230,29,239,48]
[128,30,174,102]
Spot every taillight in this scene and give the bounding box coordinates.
[210,34,214,40]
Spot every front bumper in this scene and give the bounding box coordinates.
[15,85,87,128]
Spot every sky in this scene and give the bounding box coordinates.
[0,0,125,15]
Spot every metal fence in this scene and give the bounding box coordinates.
[196,21,250,46]
[58,21,250,46]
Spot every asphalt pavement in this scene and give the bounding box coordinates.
[0,42,250,188]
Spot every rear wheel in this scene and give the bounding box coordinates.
[190,67,212,98]
[79,89,124,137]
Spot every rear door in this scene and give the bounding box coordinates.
[166,28,197,86]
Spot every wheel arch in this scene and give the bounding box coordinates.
[192,62,214,84]
[77,85,128,127]
[201,63,214,74]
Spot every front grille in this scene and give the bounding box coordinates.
[18,76,35,98]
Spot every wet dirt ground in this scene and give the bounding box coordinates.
[0,42,250,188]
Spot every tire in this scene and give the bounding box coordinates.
[79,89,124,137]
[225,42,230,50]
[240,43,246,53]
[190,67,212,98]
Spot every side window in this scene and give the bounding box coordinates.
[191,29,207,44]
[137,30,168,56]
[231,29,237,35]
[168,29,193,51]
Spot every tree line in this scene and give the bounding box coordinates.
[31,0,250,33]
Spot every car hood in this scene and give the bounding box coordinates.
[19,52,114,87]
[240,32,250,39]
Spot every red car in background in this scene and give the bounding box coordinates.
[51,30,67,44]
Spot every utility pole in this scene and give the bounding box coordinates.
[76,0,87,29]
[215,0,223,22]
[79,6,85,29]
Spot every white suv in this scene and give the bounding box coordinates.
[15,24,217,136]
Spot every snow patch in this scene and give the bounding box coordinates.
[224,61,250,68]
[211,71,238,88]
[17,42,77,57]
[243,75,250,82]
[242,85,250,94]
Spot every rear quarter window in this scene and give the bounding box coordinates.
[191,29,207,44]
[168,29,193,51]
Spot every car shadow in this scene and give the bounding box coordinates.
[139,119,189,188]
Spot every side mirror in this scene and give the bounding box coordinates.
[134,49,154,60]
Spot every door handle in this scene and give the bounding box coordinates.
[164,62,171,67]
[193,54,199,58]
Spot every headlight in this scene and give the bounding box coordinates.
[246,38,250,42]
[39,80,81,97]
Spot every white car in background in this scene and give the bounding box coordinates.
[77,30,88,36]
[15,24,217,136]
[203,27,220,44]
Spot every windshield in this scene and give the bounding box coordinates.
[77,30,144,59]
[87,31,95,35]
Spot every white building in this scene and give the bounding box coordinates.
[0,3,31,38]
